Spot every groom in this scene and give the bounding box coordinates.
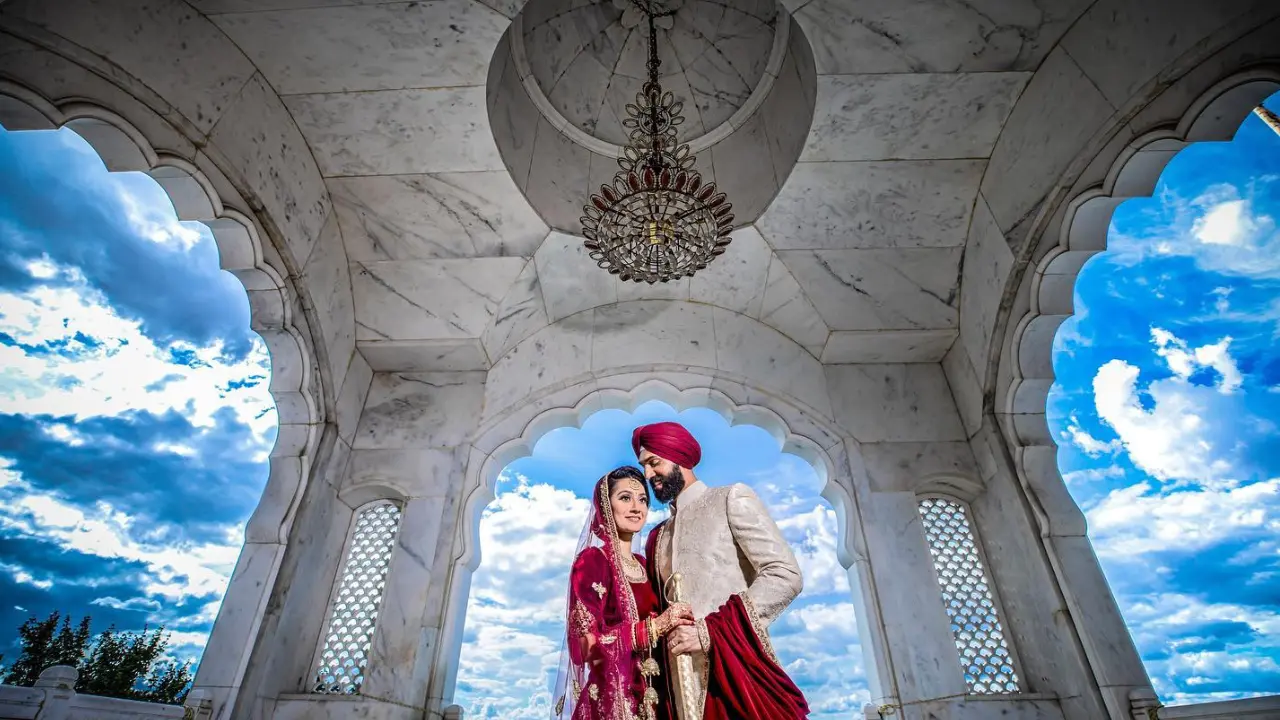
[633,421,809,720]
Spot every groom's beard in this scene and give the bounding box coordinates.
[649,464,685,505]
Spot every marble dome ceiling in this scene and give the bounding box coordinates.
[11,0,1247,380]
[518,0,778,147]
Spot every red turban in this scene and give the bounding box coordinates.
[632,422,702,468]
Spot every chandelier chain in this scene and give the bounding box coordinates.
[580,0,735,284]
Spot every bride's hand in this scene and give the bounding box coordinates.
[654,603,695,637]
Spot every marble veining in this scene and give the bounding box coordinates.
[802,73,1030,162]
[959,196,1015,377]
[330,172,547,261]
[209,0,508,95]
[795,0,1094,75]
[284,86,504,177]
[821,329,957,364]
[355,372,486,449]
[352,258,526,341]
[482,259,549,362]
[778,248,962,332]
[759,160,984,250]
[534,231,617,323]
[825,363,967,443]
[758,255,830,356]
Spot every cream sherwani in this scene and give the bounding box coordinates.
[651,481,803,718]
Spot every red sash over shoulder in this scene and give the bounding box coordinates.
[645,522,810,720]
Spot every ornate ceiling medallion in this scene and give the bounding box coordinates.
[580,0,734,284]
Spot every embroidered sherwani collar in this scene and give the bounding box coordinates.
[670,480,707,515]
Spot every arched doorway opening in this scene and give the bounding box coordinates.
[452,399,868,719]
[1039,90,1280,705]
[0,124,277,690]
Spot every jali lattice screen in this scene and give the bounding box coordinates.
[313,500,402,694]
[918,497,1021,694]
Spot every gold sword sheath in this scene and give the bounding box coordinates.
[664,572,702,720]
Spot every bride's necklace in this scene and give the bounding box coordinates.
[618,544,647,583]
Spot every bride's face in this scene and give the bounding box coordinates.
[610,479,649,536]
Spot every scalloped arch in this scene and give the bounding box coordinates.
[0,80,321,442]
[427,374,867,713]
[1003,69,1280,450]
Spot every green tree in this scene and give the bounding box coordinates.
[3,612,192,705]
[3,612,92,686]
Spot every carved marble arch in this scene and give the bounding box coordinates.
[425,376,879,716]
[913,486,1025,697]
[0,79,327,704]
[998,68,1280,534]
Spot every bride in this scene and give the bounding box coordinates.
[552,466,693,720]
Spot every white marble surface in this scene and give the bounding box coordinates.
[858,441,978,493]
[355,372,486,449]
[335,349,373,446]
[301,213,356,398]
[209,74,332,270]
[709,113,782,224]
[825,364,967,442]
[591,301,718,371]
[778,248,962,332]
[821,329,956,364]
[481,259,548,362]
[285,87,503,177]
[534,231,617,323]
[860,491,969,704]
[1060,0,1262,110]
[483,314,594,417]
[981,47,1116,234]
[802,73,1030,162]
[345,447,467,500]
[941,341,983,439]
[758,255,830,356]
[364,497,446,706]
[330,172,546,261]
[488,48,539,191]
[210,0,507,95]
[2,0,259,134]
[688,226,772,319]
[794,0,1092,75]
[352,258,526,340]
[523,119,592,231]
[760,161,984,250]
[358,339,490,372]
[757,47,813,189]
[712,306,833,419]
[960,195,1015,377]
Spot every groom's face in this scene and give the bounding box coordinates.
[639,449,685,505]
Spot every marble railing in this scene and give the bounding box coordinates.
[1158,695,1280,719]
[0,666,212,720]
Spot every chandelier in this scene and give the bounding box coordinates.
[580,0,735,283]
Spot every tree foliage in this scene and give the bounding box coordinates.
[2,611,192,705]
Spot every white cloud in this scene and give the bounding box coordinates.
[1087,479,1279,558]
[0,273,276,444]
[0,561,53,590]
[777,505,847,597]
[1062,416,1121,457]
[1193,199,1265,247]
[0,474,243,602]
[1092,329,1248,486]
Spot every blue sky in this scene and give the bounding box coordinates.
[1047,96,1280,705]
[0,94,1276,714]
[0,126,277,666]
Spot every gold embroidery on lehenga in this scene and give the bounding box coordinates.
[592,581,607,599]
[570,599,594,639]
[554,695,565,715]
[588,683,600,701]
[600,632,618,645]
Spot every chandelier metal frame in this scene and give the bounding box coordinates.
[580,0,735,283]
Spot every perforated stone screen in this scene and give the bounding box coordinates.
[313,501,402,695]
[918,497,1021,694]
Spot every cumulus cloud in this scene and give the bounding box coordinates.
[0,128,257,358]
[1088,480,1279,558]
[1092,328,1250,486]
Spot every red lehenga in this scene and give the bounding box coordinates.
[553,477,667,720]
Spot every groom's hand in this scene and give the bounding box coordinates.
[668,625,702,655]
